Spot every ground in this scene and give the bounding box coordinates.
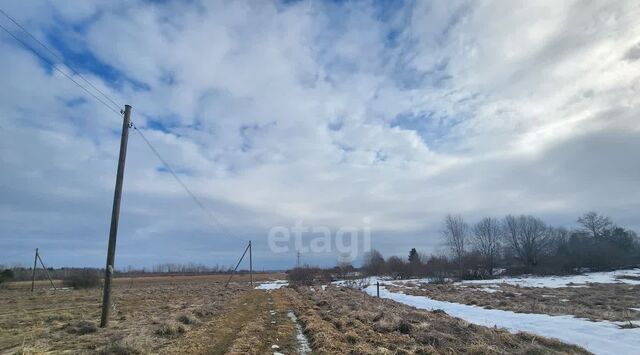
[366,269,640,354]
[283,285,588,354]
[386,282,640,322]
[1,273,591,354]
[0,273,286,354]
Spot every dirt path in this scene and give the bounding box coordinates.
[163,289,298,354]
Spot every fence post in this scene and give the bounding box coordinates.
[31,248,38,292]
[376,281,380,297]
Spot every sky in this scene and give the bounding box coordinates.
[1,0,639,270]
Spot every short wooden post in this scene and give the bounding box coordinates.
[376,281,380,297]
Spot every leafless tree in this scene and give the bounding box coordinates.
[577,211,612,239]
[472,217,502,275]
[363,250,385,276]
[502,215,550,271]
[442,214,468,276]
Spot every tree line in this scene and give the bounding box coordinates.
[363,211,640,279]
[1,263,240,283]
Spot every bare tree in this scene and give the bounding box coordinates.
[472,217,502,276]
[502,215,550,271]
[442,214,468,276]
[363,250,385,276]
[577,211,612,239]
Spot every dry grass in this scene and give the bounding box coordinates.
[163,290,298,355]
[387,282,640,322]
[154,322,186,337]
[1,272,286,290]
[2,272,597,354]
[282,285,590,354]
[0,274,271,354]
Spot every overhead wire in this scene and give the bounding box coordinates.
[0,8,122,111]
[0,21,123,117]
[0,9,246,244]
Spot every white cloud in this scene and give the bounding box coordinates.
[1,0,639,268]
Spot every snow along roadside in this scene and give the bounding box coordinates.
[364,284,640,355]
[255,280,289,290]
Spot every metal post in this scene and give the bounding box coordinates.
[376,281,380,297]
[31,248,38,292]
[100,105,131,328]
[249,240,253,287]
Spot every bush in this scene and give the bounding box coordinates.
[287,267,331,286]
[62,269,101,289]
[0,269,14,284]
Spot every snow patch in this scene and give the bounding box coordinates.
[364,285,640,355]
[255,280,289,290]
[458,268,640,288]
[287,311,312,354]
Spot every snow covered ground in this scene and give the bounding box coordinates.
[255,280,289,290]
[458,268,640,288]
[363,283,640,355]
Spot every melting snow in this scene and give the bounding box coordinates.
[255,280,289,290]
[364,284,640,355]
[288,311,312,354]
[458,269,640,288]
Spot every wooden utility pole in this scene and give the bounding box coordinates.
[249,240,253,287]
[31,248,38,292]
[100,105,131,328]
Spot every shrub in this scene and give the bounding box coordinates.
[62,269,101,289]
[0,269,14,284]
[287,267,331,286]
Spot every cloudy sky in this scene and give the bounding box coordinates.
[1,0,639,269]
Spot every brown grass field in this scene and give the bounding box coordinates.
[283,285,589,354]
[1,274,591,354]
[0,273,285,354]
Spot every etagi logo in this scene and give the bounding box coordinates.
[267,218,372,261]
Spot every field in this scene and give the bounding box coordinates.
[0,273,286,354]
[382,269,640,322]
[0,272,596,354]
[386,282,640,322]
[369,269,640,354]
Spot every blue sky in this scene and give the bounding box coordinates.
[1,0,640,270]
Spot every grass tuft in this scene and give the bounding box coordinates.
[155,322,186,337]
[176,313,198,325]
[65,320,97,335]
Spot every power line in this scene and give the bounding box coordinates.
[0,8,122,111]
[0,21,122,117]
[132,124,247,243]
[0,9,246,245]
